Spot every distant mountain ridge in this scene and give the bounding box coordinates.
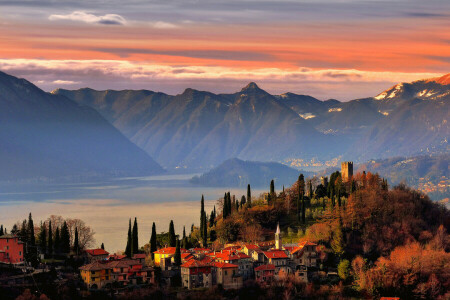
[51,73,449,169]
[190,158,309,188]
[0,71,164,181]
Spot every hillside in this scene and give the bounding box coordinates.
[0,71,164,181]
[190,158,309,187]
[358,154,449,200]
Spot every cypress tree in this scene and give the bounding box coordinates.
[150,222,157,259]
[302,195,306,224]
[240,195,246,208]
[223,192,228,219]
[38,222,46,255]
[169,220,176,247]
[125,219,132,257]
[174,239,181,266]
[202,214,207,247]
[61,221,70,253]
[101,243,104,250]
[74,227,79,255]
[0,225,3,236]
[182,226,186,239]
[54,227,60,254]
[48,220,53,255]
[132,217,139,254]
[270,179,275,195]
[200,195,205,240]
[309,181,313,198]
[247,184,252,207]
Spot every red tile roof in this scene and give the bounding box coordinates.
[255,264,275,271]
[107,254,126,260]
[181,259,211,268]
[85,249,109,256]
[211,262,239,269]
[244,244,259,250]
[153,247,189,255]
[133,254,146,259]
[263,250,288,259]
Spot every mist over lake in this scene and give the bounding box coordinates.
[0,174,265,252]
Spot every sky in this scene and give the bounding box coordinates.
[0,0,449,100]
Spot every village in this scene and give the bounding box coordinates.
[0,223,321,293]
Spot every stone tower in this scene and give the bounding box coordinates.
[275,223,282,250]
[341,161,353,182]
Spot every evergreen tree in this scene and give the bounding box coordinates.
[54,227,61,254]
[150,222,157,259]
[101,243,104,250]
[125,219,132,257]
[74,227,79,255]
[174,239,181,266]
[240,195,246,208]
[61,221,70,253]
[302,195,306,224]
[227,192,231,215]
[223,192,228,219]
[270,179,275,195]
[309,180,313,198]
[298,174,305,197]
[209,209,215,227]
[38,222,46,255]
[19,220,28,243]
[183,226,186,239]
[200,195,205,240]
[202,214,207,247]
[48,220,53,255]
[247,184,252,207]
[0,225,3,236]
[132,217,139,254]
[169,220,176,247]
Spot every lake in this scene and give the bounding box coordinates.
[0,174,266,253]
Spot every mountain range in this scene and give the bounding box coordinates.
[54,74,449,170]
[0,71,163,182]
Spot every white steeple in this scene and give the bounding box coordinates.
[275,222,282,250]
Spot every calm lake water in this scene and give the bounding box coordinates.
[0,174,266,253]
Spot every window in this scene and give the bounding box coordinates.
[225,270,227,275]
[19,251,22,256]
[6,246,8,250]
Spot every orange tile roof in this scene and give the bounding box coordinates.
[243,244,259,250]
[85,249,109,256]
[153,247,189,255]
[211,262,239,269]
[263,250,288,259]
[255,264,275,271]
[181,259,211,268]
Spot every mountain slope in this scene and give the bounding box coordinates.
[56,83,329,169]
[190,158,308,187]
[54,73,450,169]
[0,71,164,181]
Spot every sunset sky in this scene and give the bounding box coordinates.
[0,0,449,100]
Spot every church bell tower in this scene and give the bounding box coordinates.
[275,223,282,250]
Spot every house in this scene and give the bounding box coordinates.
[263,250,290,274]
[79,259,154,289]
[252,249,265,265]
[289,241,318,268]
[132,253,147,266]
[79,261,112,289]
[181,259,213,289]
[0,234,24,264]
[254,264,275,285]
[153,247,189,266]
[84,248,109,263]
[212,262,243,290]
[242,244,259,256]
